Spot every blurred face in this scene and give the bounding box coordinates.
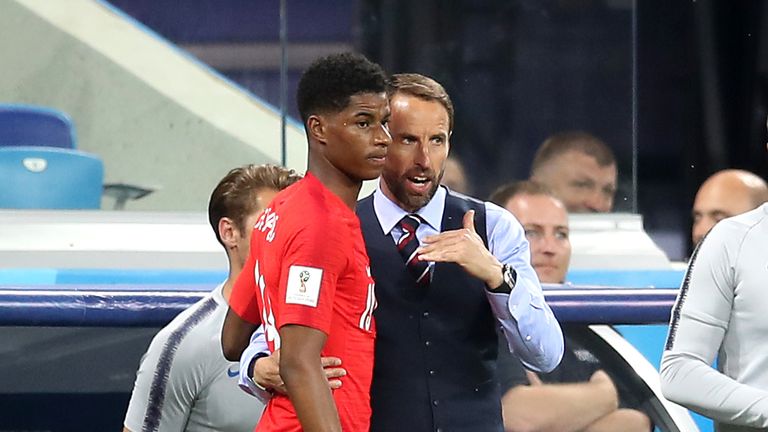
[534,151,617,213]
[321,92,392,182]
[441,158,468,193]
[691,181,754,246]
[233,187,279,268]
[505,194,571,284]
[381,93,450,212]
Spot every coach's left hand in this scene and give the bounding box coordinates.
[418,210,503,289]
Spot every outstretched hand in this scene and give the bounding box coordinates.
[418,210,503,288]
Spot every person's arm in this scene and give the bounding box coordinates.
[280,324,341,432]
[222,248,262,361]
[222,308,258,361]
[238,327,347,401]
[502,370,618,432]
[583,408,651,432]
[660,221,768,426]
[238,326,274,401]
[486,205,563,372]
[420,205,564,372]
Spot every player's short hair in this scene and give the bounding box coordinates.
[297,52,388,124]
[531,131,616,175]
[489,180,554,208]
[208,164,301,246]
[388,73,454,132]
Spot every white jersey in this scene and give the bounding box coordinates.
[661,204,768,431]
[124,284,264,432]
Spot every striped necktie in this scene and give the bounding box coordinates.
[397,214,430,288]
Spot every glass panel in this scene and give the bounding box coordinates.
[348,0,637,210]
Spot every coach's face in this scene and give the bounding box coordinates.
[381,93,450,213]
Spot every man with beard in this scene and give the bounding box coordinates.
[240,73,563,432]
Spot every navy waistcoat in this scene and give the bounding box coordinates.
[357,191,504,432]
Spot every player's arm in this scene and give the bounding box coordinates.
[240,330,346,399]
[276,215,348,431]
[280,324,341,432]
[222,308,258,361]
[222,246,262,361]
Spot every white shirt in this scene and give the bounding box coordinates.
[661,204,768,431]
[125,284,264,432]
[372,185,563,372]
[239,186,564,398]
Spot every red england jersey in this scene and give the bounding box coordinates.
[229,172,377,432]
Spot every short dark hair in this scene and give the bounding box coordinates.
[208,164,301,246]
[531,131,616,175]
[388,73,454,132]
[297,52,388,124]
[489,180,553,208]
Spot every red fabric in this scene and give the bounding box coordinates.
[229,172,376,432]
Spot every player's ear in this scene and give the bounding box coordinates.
[218,217,238,249]
[307,114,326,145]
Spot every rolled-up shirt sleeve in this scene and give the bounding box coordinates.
[484,202,564,373]
[237,326,272,403]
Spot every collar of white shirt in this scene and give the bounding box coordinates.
[372,181,446,236]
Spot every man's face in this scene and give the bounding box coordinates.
[691,181,754,246]
[321,92,392,182]
[534,151,617,213]
[505,194,571,284]
[381,93,450,213]
[234,187,279,268]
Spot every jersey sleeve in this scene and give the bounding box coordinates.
[660,221,768,427]
[229,237,263,325]
[275,216,349,334]
[124,328,197,432]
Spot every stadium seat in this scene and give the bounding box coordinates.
[0,146,103,209]
[0,104,76,148]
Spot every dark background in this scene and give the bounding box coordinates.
[108,0,768,260]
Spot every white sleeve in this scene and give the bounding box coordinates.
[484,202,564,373]
[124,328,197,432]
[660,222,768,427]
[238,326,273,403]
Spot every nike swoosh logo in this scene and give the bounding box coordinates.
[227,367,239,378]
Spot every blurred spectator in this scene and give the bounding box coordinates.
[123,164,300,432]
[660,124,768,431]
[441,155,469,193]
[530,131,617,213]
[691,169,768,245]
[490,180,652,432]
[489,181,570,284]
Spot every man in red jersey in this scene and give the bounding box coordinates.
[221,52,391,432]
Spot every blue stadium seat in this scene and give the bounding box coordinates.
[0,146,103,209]
[0,104,76,148]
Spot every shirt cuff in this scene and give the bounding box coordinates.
[485,282,532,323]
[237,331,273,403]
